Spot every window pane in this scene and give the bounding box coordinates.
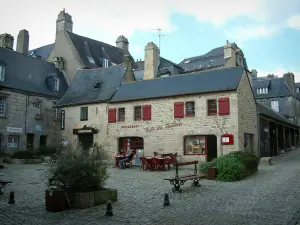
[186,102,195,116]
[118,108,125,121]
[0,97,5,116]
[207,100,217,115]
[184,136,206,155]
[134,106,141,120]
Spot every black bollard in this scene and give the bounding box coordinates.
[163,193,170,206]
[105,200,113,216]
[8,191,15,204]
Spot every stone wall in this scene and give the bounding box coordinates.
[237,71,258,154]
[0,90,61,153]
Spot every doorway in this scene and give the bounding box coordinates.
[78,134,94,151]
[118,137,144,154]
[27,133,34,150]
[39,135,47,148]
[206,135,217,162]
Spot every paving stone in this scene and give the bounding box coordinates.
[1,150,300,225]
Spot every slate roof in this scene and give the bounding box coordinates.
[28,43,54,60]
[55,64,126,107]
[0,47,68,98]
[179,46,226,72]
[252,77,293,99]
[257,101,298,127]
[66,32,128,69]
[110,66,244,103]
[134,57,184,80]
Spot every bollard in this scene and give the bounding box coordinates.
[8,191,15,204]
[163,193,170,206]
[105,200,113,216]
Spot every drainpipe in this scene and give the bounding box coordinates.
[24,95,28,149]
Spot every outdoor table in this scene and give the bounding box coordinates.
[145,157,169,171]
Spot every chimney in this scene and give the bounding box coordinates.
[56,9,73,33]
[116,35,129,51]
[0,33,14,50]
[144,42,160,80]
[283,72,296,94]
[123,54,136,82]
[251,69,257,79]
[16,29,29,55]
[224,41,237,68]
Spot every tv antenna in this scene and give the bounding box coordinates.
[149,27,164,50]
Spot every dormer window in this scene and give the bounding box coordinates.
[87,56,95,64]
[53,78,60,91]
[0,64,6,82]
[257,88,268,94]
[297,87,300,93]
[103,59,109,68]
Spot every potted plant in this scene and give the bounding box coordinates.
[45,143,117,209]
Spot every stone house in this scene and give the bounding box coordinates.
[28,9,131,82]
[0,32,68,153]
[251,71,300,126]
[56,42,258,162]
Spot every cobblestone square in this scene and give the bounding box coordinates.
[1,151,300,225]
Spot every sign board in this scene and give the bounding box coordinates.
[61,110,65,130]
[7,127,22,133]
[36,125,42,131]
[73,125,98,135]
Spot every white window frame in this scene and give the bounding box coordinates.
[53,78,60,91]
[297,87,300,93]
[7,135,19,149]
[103,59,109,68]
[257,87,268,94]
[271,100,279,112]
[0,65,5,81]
[0,97,6,117]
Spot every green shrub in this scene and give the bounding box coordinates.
[199,158,217,174]
[45,143,109,192]
[38,147,57,156]
[215,151,259,182]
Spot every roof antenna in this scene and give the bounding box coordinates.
[149,27,164,51]
[63,8,65,12]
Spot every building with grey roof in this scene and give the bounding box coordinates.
[0,35,68,153]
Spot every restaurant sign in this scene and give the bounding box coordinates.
[61,110,65,130]
[121,125,139,129]
[73,125,98,135]
[7,127,22,133]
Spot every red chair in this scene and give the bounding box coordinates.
[146,158,154,171]
[140,157,147,171]
[164,157,171,170]
[151,158,160,171]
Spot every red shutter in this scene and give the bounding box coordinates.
[108,108,117,123]
[174,102,184,118]
[218,98,230,115]
[142,105,151,120]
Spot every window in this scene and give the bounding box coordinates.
[297,87,300,93]
[80,107,88,121]
[87,56,95,64]
[184,135,207,155]
[0,64,5,81]
[207,99,217,115]
[0,97,6,117]
[134,106,142,121]
[103,59,109,68]
[53,78,60,91]
[256,88,268,94]
[55,108,61,120]
[271,100,279,112]
[7,136,19,149]
[185,102,195,117]
[118,108,125,122]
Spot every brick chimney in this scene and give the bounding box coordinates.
[16,29,29,55]
[123,54,135,82]
[0,33,14,50]
[144,42,160,80]
[251,69,257,79]
[116,35,129,51]
[283,72,296,95]
[56,8,73,33]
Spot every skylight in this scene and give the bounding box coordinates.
[184,60,190,64]
[87,56,95,64]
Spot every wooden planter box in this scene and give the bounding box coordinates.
[72,188,118,209]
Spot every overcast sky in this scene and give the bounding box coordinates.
[1,0,300,80]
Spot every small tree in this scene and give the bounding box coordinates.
[45,143,109,192]
[214,116,228,156]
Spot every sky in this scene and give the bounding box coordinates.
[1,0,300,80]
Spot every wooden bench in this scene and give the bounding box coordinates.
[164,160,205,193]
[0,180,12,193]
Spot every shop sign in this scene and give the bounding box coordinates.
[73,125,98,135]
[144,122,183,132]
[121,125,139,129]
[61,110,65,130]
[7,127,22,133]
[36,125,42,131]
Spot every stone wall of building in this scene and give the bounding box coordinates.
[0,90,61,153]
[237,71,258,154]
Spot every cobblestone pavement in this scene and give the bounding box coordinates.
[1,150,300,225]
